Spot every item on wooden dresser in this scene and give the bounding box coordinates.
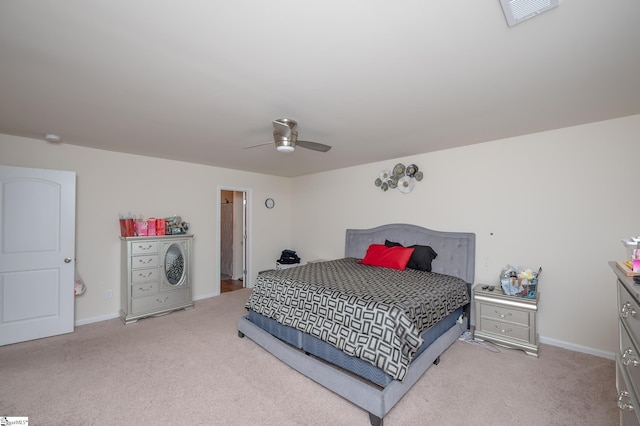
[119,216,135,237]
[135,218,148,236]
[147,218,156,236]
[622,237,640,261]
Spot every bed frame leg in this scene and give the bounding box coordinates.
[238,330,245,338]
[369,413,383,426]
[433,356,440,365]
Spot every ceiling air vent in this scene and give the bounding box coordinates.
[500,0,559,27]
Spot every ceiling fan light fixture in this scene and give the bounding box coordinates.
[274,130,297,153]
[277,145,295,153]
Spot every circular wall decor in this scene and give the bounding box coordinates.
[265,198,275,209]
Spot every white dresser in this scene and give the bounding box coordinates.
[120,235,193,324]
[611,261,640,425]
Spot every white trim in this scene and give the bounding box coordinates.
[217,185,252,292]
[74,312,119,327]
[539,335,615,360]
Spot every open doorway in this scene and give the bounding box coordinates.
[218,188,249,293]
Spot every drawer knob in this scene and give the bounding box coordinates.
[137,244,153,251]
[622,302,637,319]
[495,324,512,334]
[495,309,512,319]
[156,297,169,304]
[618,390,635,412]
[623,347,640,367]
[138,286,152,292]
[137,272,153,278]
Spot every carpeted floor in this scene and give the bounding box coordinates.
[0,288,617,425]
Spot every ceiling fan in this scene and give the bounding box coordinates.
[244,119,332,153]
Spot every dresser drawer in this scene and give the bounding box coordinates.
[478,317,530,342]
[479,303,530,327]
[619,282,640,346]
[131,254,159,270]
[132,282,158,297]
[132,288,191,314]
[621,319,640,397]
[131,268,159,284]
[131,241,158,255]
[617,356,640,426]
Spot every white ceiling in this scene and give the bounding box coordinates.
[1,1,639,177]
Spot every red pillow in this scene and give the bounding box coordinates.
[359,244,415,271]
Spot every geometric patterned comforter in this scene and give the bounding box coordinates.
[245,258,470,381]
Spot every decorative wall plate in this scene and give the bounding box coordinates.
[398,176,414,193]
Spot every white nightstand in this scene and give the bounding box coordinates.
[473,284,539,357]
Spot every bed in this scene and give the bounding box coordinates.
[237,223,475,425]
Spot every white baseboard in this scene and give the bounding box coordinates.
[194,292,218,301]
[75,293,221,327]
[539,335,615,360]
[75,312,120,327]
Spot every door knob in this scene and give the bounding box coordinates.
[64,258,72,263]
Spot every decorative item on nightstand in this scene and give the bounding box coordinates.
[500,265,541,299]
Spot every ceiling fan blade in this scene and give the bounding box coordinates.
[297,140,332,152]
[243,141,273,149]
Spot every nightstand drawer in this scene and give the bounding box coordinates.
[478,318,531,342]
[479,303,530,327]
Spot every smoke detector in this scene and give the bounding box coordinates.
[44,134,61,143]
[500,0,559,27]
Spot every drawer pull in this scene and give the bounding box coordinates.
[138,286,153,292]
[623,347,640,367]
[494,309,512,319]
[494,324,512,334]
[618,390,635,412]
[156,297,169,304]
[622,302,637,319]
[137,271,154,279]
[136,244,154,251]
[136,258,154,265]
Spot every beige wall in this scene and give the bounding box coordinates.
[3,113,639,357]
[0,134,292,323]
[290,114,640,357]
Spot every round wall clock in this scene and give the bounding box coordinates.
[265,198,275,209]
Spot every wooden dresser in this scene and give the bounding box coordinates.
[611,261,640,425]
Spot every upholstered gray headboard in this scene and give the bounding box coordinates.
[345,223,476,284]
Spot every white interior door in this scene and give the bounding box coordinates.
[0,165,76,346]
